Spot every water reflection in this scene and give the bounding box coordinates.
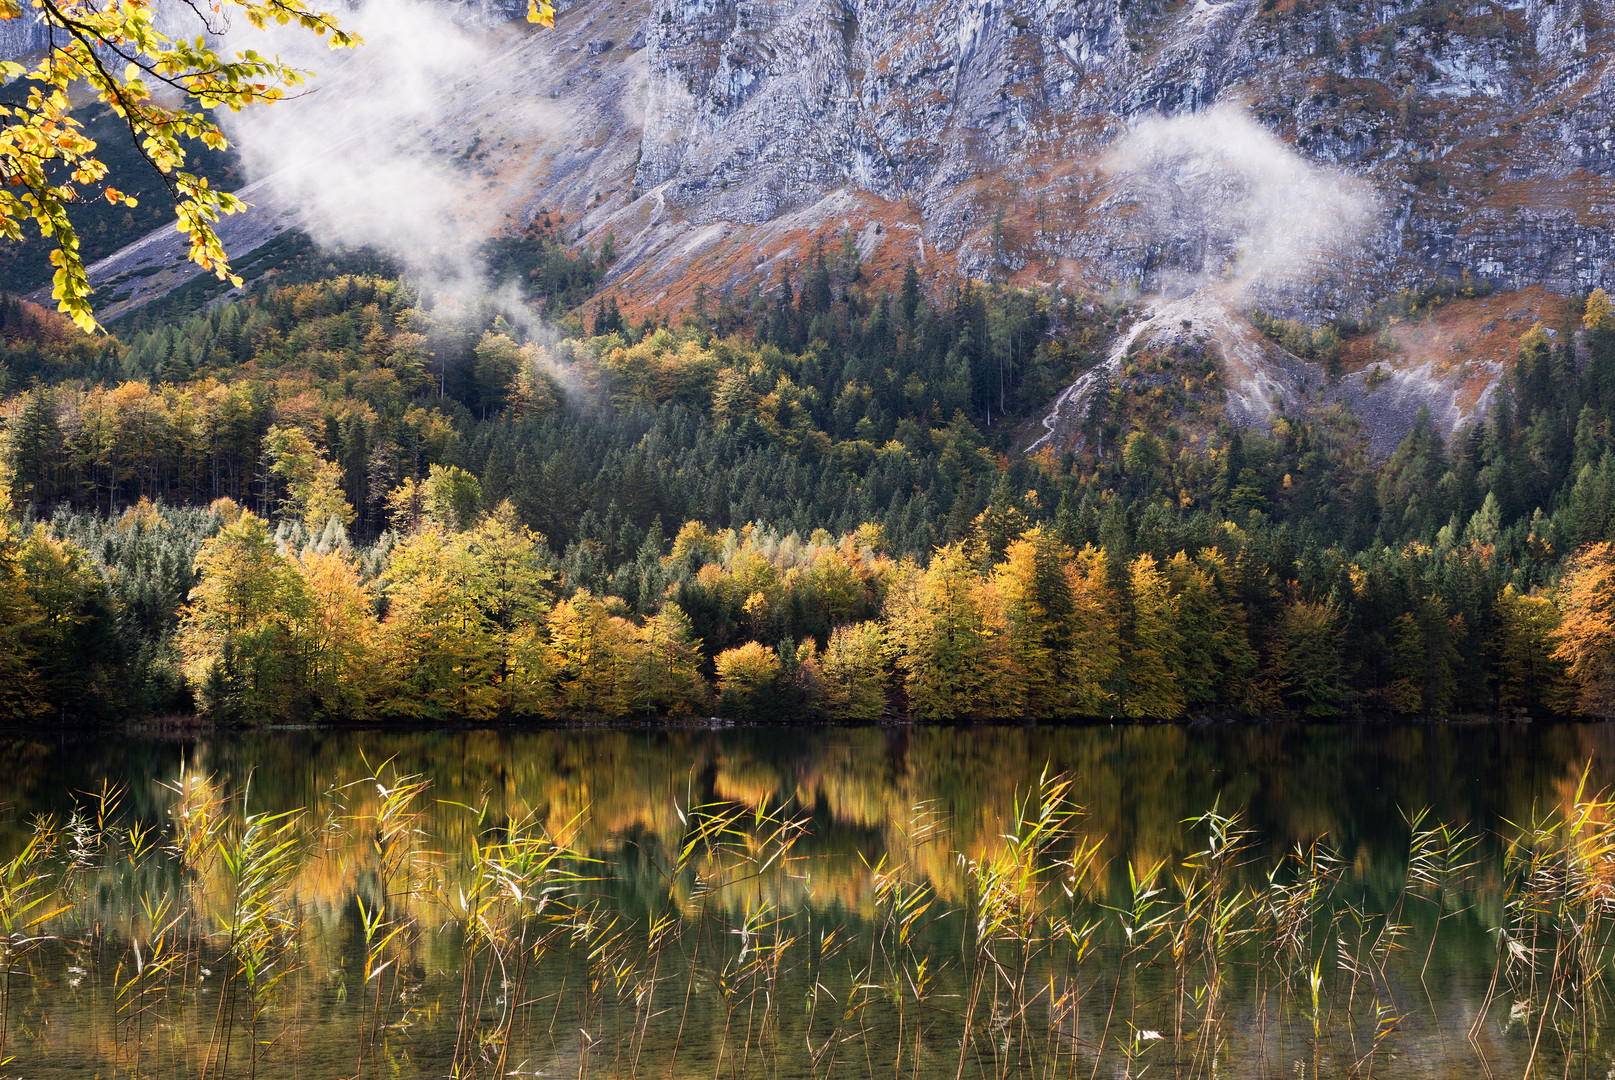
[0,721,1611,1078]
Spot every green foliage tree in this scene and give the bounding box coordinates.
[1272,599,1345,718]
[1118,554,1183,718]
[17,524,114,711]
[1491,584,1568,715]
[178,511,309,718]
[472,331,524,419]
[1166,550,1257,713]
[0,524,45,718]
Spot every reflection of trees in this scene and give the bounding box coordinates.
[7,724,1615,914]
[9,725,1615,1079]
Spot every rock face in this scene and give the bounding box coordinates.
[23,0,1615,317]
[25,0,1615,452]
[612,0,1615,311]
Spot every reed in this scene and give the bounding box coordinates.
[12,764,1615,1080]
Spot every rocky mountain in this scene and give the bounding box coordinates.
[12,0,1613,449]
[609,0,1614,304]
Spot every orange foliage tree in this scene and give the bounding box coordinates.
[1552,542,1615,716]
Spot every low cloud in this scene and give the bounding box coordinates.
[1100,102,1378,300]
[219,0,559,303]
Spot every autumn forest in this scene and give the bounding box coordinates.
[5,230,1615,723]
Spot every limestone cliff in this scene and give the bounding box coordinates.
[14,0,1614,451]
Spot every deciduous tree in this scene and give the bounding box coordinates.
[1117,554,1183,718]
[178,511,308,717]
[1552,542,1615,716]
[1492,584,1569,715]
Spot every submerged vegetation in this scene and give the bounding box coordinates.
[6,756,1615,1078]
[1,236,1614,719]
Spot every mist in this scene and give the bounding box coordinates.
[1100,102,1378,300]
[218,0,561,306]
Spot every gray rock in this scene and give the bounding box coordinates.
[627,0,1615,315]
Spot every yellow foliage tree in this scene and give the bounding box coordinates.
[993,529,1117,716]
[820,621,891,721]
[0,0,364,328]
[546,591,635,716]
[1118,554,1184,718]
[1586,287,1615,333]
[715,640,782,718]
[291,547,377,718]
[264,424,353,529]
[378,524,504,721]
[630,603,709,715]
[886,543,1012,720]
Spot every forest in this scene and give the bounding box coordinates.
[2,227,1615,723]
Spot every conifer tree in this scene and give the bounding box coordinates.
[1272,599,1345,718]
[1492,584,1569,714]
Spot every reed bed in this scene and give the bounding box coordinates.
[2,763,1615,1079]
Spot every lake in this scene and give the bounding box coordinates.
[0,720,1611,1079]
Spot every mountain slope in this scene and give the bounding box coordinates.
[15,0,1613,457]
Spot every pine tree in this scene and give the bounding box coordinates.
[1273,599,1345,718]
[9,388,62,509]
[1492,584,1569,715]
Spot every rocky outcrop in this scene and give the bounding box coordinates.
[607,0,1615,313]
[28,0,1615,320]
[26,0,1615,460]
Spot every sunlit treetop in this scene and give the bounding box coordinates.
[0,0,554,331]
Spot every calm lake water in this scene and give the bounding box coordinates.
[3,721,1614,1079]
